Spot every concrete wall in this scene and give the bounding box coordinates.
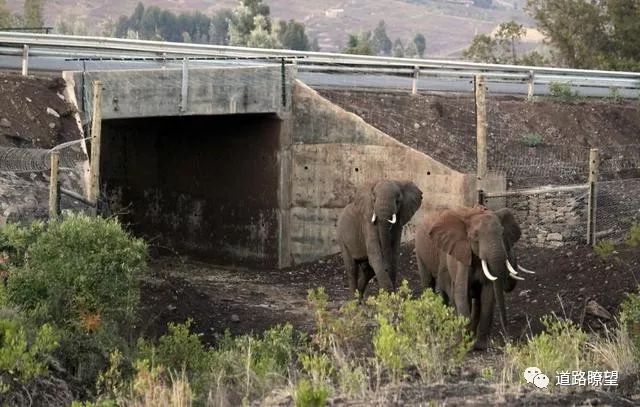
[101,114,282,267]
[65,65,294,121]
[285,82,486,264]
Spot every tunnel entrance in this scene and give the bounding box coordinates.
[101,113,282,267]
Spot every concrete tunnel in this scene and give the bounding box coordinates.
[64,65,480,269]
[100,113,283,267]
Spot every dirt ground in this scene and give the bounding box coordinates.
[318,89,640,187]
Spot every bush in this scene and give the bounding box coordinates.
[594,239,615,260]
[0,312,59,390]
[607,86,622,103]
[548,81,579,102]
[3,214,148,392]
[522,132,543,147]
[625,224,640,247]
[502,315,589,390]
[619,290,640,362]
[295,379,330,407]
[368,281,472,382]
[137,319,212,398]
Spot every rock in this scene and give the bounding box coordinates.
[0,118,10,128]
[519,289,531,297]
[548,233,563,241]
[57,92,65,100]
[586,299,612,320]
[231,314,240,323]
[49,122,56,129]
[46,107,60,118]
[167,304,177,312]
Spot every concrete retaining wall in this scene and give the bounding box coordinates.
[286,82,487,264]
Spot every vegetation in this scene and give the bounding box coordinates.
[522,132,543,147]
[0,0,46,29]
[548,81,580,102]
[111,1,313,50]
[343,19,426,57]
[594,239,616,260]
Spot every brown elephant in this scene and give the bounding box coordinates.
[414,205,535,350]
[337,179,423,299]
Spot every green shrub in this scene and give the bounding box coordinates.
[0,311,59,393]
[3,214,148,392]
[503,315,589,390]
[619,290,640,362]
[0,221,48,267]
[295,379,330,407]
[594,239,616,260]
[522,132,543,147]
[548,81,579,102]
[368,281,472,382]
[337,362,367,398]
[625,224,640,247]
[607,86,622,103]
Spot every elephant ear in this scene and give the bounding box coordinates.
[397,181,423,225]
[427,209,472,266]
[353,181,376,220]
[495,208,521,246]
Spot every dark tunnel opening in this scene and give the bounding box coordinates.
[100,113,282,267]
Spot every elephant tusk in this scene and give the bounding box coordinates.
[509,273,525,281]
[481,259,498,281]
[518,265,536,274]
[371,213,376,223]
[388,213,397,224]
[506,259,519,275]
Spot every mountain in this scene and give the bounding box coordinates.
[10,0,532,56]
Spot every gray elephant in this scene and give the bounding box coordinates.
[414,205,535,350]
[337,179,423,299]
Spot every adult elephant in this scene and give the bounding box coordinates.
[337,179,423,299]
[414,205,535,350]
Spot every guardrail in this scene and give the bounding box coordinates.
[2,31,640,96]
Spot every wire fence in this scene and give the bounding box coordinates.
[596,178,640,243]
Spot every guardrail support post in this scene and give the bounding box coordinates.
[586,148,599,246]
[412,65,420,95]
[179,57,189,112]
[49,151,60,219]
[21,44,29,76]
[89,81,103,215]
[527,70,535,100]
[475,75,488,187]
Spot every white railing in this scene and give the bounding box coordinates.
[2,31,640,94]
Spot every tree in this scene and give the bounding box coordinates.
[413,33,426,58]
[474,0,493,8]
[278,19,310,50]
[372,20,392,55]
[24,0,45,27]
[228,0,271,46]
[392,38,404,57]
[343,31,374,55]
[494,21,526,64]
[310,37,320,51]
[462,34,498,63]
[526,0,609,68]
[405,40,418,58]
[246,14,279,48]
[209,9,232,45]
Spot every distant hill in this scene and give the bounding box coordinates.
[9,0,533,56]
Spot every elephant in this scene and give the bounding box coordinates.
[337,179,423,299]
[414,205,536,350]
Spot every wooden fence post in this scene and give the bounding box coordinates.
[411,66,420,95]
[89,81,103,215]
[475,75,488,188]
[21,45,29,76]
[49,151,60,219]
[527,70,535,100]
[587,148,599,246]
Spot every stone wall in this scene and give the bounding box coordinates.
[501,189,588,248]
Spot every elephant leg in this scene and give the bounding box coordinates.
[470,297,481,336]
[357,263,375,300]
[474,285,496,350]
[451,264,471,318]
[341,245,358,297]
[417,257,435,293]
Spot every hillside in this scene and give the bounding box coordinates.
[9,0,532,56]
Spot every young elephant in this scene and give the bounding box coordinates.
[414,206,536,350]
[337,179,423,299]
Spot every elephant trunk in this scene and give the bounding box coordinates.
[480,240,509,337]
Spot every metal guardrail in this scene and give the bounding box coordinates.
[1,32,640,94]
